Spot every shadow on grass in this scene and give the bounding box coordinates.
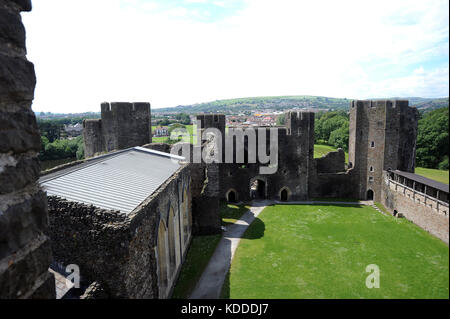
[220,201,250,226]
[220,217,265,299]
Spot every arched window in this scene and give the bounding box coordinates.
[157,220,168,292]
[167,207,176,276]
[369,166,374,172]
[371,141,375,147]
[183,189,189,243]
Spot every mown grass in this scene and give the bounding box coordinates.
[415,167,449,185]
[151,125,197,144]
[171,234,221,299]
[223,204,449,299]
[220,201,250,226]
[171,201,249,298]
[311,197,360,202]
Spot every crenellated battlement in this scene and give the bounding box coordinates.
[84,101,151,158]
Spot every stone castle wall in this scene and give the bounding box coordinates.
[381,172,449,244]
[83,102,151,158]
[0,0,55,299]
[46,164,191,298]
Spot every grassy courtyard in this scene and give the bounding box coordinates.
[222,204,449,299]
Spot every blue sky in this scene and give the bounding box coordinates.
[22,0,449,112]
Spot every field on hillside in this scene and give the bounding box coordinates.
[415,167,449,185]
[222,204,449,299]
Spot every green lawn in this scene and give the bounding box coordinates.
[415,167,449,185]
[171,201,248,298]
[171,234,221,299]
[220,201,250,226]
[222,204,449,299]
[151,125,197,144]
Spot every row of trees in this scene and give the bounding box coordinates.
[314,111,349,151]
[156,113,191,126]
[416,107,449,170]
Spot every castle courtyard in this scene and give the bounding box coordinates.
[184,203,449,299]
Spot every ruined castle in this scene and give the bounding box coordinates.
[1,0,448,299]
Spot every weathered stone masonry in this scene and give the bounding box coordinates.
[83,102,152,158]
[0,0,55,298]
[45,161,192,298]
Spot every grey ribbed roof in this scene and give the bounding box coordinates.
[40,147,184,214]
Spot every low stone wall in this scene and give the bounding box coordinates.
[309,169,357,199]
[142,142,171,153]
[381,179,449,244]
[315,149,346,173]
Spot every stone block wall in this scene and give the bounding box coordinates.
[84,102,152,158]
[46,164,192,298]
[381,174,449,244]
[46,196,131,298]
[315,149,346,174]
[348,100,418,201]
[0,0,55,299]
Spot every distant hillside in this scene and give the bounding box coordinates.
[153,96,449,114]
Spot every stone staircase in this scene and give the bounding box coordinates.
[367,201,388,216]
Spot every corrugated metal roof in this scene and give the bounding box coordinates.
[391,170,449,193]
[40,147,183,214]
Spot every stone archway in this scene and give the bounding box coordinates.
[250,177,267,200]
[279,187,290,201]
[367,189,374,200]
[226,189,238,203]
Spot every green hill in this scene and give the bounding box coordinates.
[153,96,449,114]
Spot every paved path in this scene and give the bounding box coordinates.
[189,199,378,299]
[189,200,270,299]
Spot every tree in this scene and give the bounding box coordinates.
[277,114,285,125]
[416,107,449,169]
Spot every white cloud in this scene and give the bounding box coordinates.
[21,0,449,112]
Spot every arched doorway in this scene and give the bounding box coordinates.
[227,189,237,203]
[367,189,374,200]
[250,179,266,199]
[280,188,288,201]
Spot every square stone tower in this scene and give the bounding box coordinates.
[348,100,419,201]
[83,102,151,158]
